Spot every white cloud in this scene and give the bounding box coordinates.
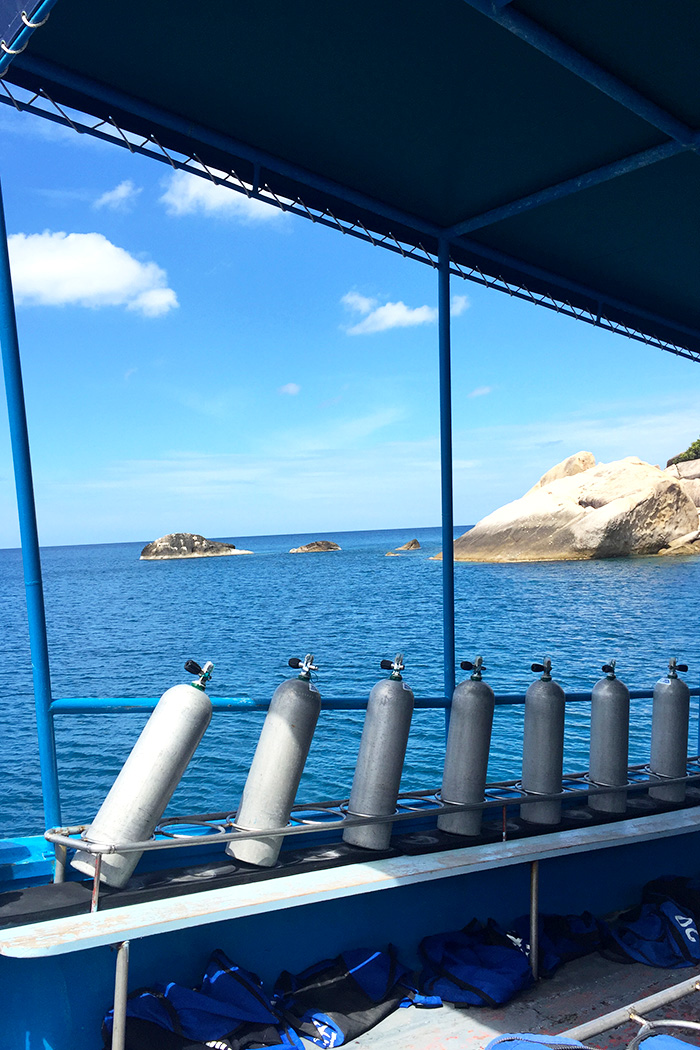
[468,386,492,398]
[341,291,377,314]
[94,180,142,212]
[344,296,434,336]
[342,290,470,335]
[160,170,279,222]
[279,383,301,396]
[8,231,178,317]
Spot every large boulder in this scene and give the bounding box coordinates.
[665,459,700,508]
[140,533,253,559]
[395,538,421,551]
[289,540,341,553]
[451,454,699,563]
[525,450,596,494]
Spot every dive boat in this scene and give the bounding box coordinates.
[2,2,700,1048]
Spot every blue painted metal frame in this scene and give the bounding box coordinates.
[47,688,700,714]
[0,0,58,77]
[1,10,699,824]
[438,241,456,712]
[0,179,60,827]
[9,53,700,359]
[461,0,698,146]
[446,139,689,238]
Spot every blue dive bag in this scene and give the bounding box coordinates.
[419,918,533,1006]
[103,949,302,1050]
[273,945,433,1048]
[606,900,700,968]
[509,911,605,977]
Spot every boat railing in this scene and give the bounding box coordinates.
[47,686,700,713]
[44,756,700,912]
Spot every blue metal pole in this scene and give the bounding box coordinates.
[438,240,456,724]
[0,178,61,828]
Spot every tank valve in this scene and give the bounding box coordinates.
[602,660,617,679]
[531,657,552,682]
[288,654,318,681]
[184,659,214,690]
[668,658,689,679]
[380,653,405,680]
[460,656,485,681]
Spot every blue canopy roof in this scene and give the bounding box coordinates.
[2,0,700,359]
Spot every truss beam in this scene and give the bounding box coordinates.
[3,62,700,362]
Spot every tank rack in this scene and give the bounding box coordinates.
[45,757,700,910]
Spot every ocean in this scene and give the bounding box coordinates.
[1,525,699,838]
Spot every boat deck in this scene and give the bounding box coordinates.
[352,954,700,1050]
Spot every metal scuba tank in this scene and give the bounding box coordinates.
[438,656,495,837]
[343,654,414,851]
[589,660,630,815]
[649,657,690,804]
[227,654,321,867]
[520,657,565,826]
[71,659,214,888]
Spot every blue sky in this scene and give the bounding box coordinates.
[1,106,700,548]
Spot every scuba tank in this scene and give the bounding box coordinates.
[227,655,321,867]
[649,658,690,804]
[438,656,495,837]
[589,660,630,815]
[520,658,565,826]
[343,655,414,851]
[71,660,214,888]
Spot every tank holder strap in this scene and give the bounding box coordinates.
[517,784,560,798]
[586,775,632,789]
[342,804,399,820]
[644,765,687,781]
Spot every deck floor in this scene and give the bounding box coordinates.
[351,954,700,1050]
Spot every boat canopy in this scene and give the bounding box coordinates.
[1,0,700,360]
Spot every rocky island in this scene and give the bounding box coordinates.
[386,538,421,556]
[442,451,700,563]
[140,533,253,560]
[289,540,341,553]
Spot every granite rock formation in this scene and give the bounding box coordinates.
[665,459,700,508]
[395,539,421,550]
[449,453,699,563]
[140,533,253,559]
[289,540,341,553]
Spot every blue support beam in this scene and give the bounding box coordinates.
[15,54,443,244]
[447,139,688,239]
[0,179,60,828]
[438,241,456,716]
[461,1,698,147]
[4,62,700,359]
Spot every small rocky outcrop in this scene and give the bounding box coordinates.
[447,453,699,563]
[395,539,421,551]
[658,530,700,556]
[385,551,400,557]
[289,540,341,553]
[140,533,253,560]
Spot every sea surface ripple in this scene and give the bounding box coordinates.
[0,525,698,837]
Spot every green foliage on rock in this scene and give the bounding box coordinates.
[668,438,700,466]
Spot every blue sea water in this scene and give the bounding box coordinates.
[1,526,699,838]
